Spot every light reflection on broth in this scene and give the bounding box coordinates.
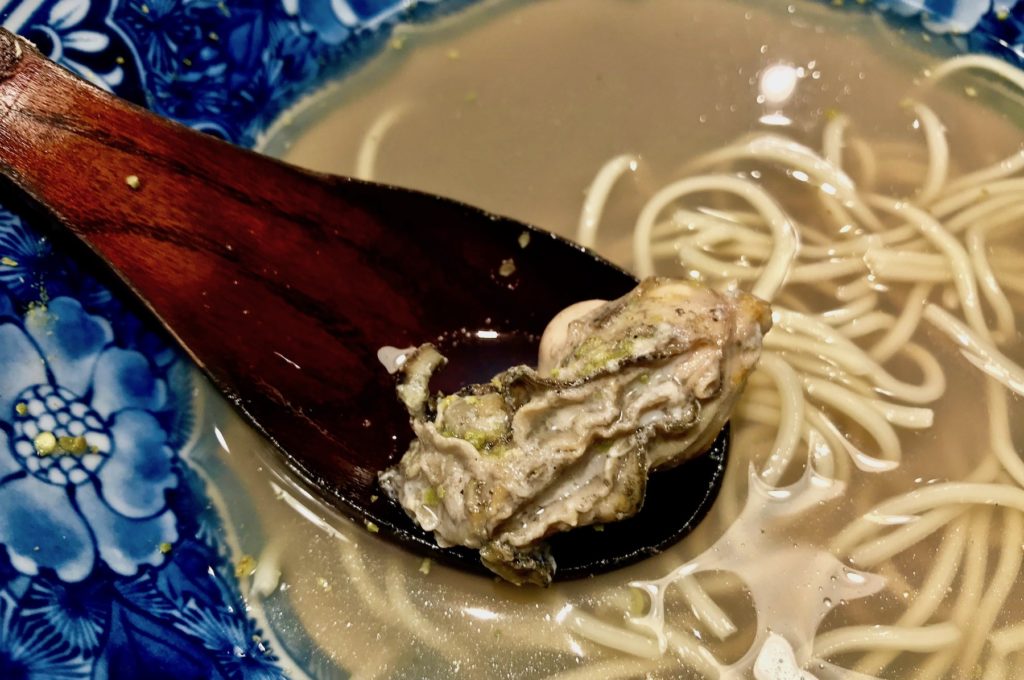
[214,0,1024,676]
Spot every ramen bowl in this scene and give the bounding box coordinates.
[1,0,1022,677]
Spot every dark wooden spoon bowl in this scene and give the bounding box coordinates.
[0,30,728,579]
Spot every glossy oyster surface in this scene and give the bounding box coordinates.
[380,278,771,585]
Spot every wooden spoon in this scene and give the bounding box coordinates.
[0,30,728,579]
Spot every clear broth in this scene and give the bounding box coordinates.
[190,0,1024,677]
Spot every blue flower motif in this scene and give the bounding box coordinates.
[175,599,281,678]
[115,0,209,74]
[147,63,230,123]
[873,0,992,33]
[0,210,113,312]
[0,297,178,583]
[282,0,352,45]
[0,590,91,678]
[17,576,109,653]
[25,0,125,90]
[0,0,478,675]
[0,213,45,303]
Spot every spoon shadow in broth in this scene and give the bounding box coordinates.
[0,30,731,580]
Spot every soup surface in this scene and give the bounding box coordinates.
[198,0,1024,677]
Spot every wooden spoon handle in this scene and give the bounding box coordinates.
[0,29,637,539]
[0,29,449,495]
[0,27,391,468]
[0,31,328,244]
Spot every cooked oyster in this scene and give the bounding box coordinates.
[380,277,771,585]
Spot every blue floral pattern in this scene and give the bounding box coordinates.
[0,206,282,676]
[0,0,1019,676]
[32,0,125,89]
[0,0,472,673]
[1,297,177,582]
[106,0,466,144]
[842,1,1024,59]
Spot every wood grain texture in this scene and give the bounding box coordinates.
[0,30,646,566]
[0,31,735,579]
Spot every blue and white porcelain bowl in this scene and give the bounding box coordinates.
[0,0,1020,676]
